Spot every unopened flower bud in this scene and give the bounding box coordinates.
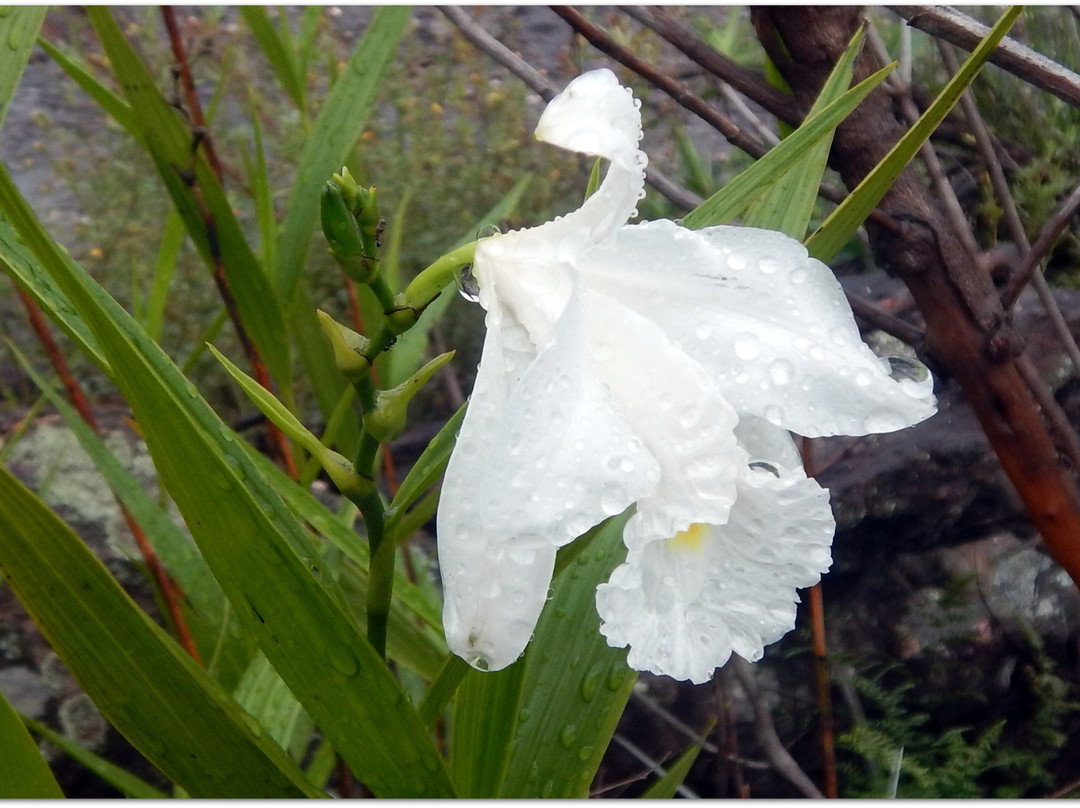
[317,309,371,383]
[363,352,455,442]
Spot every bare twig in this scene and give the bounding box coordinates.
[939,42,1080,382]
[1015,354,1080,474]
[889,6,1080,111]
[729,656,825,799]
[550,6,772,160]
[438,5,702,211]
[620,6,800,126]
[631,689,720,754]
[1001,179,1080,310]
[609,732,700,799]
[845,290,925,347]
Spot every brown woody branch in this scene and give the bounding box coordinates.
[888,6,1080,111]
[754,7,1080,589]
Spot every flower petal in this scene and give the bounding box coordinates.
[582,289,744,551]
[582,220,936,437]
[595,462,834,684]
[438,285,660,671]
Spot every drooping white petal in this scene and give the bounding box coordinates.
[438,281,659,671]
[582,220,937,437]
[582,289,744,551]
[596,463,835,684]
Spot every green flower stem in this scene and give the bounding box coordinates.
[400,240,477,314]
[357,488,392,659]
[369,273,397,317]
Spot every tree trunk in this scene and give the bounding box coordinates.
[751,6,1080,585]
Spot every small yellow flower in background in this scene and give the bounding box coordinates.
[437,69,936,683]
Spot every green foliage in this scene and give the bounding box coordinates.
[0,4,1072,800]
[836,652,1077,798]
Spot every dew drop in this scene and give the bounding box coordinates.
[790,267,808,284]
[518,708,531,723]
[455,264,481,303]
[749,459,781,478]
[559,724,578,749]
[328,647,359,677]
[734,332,761,360]
[885,355,934,398]
[854,368,875,387]
[763,404,784,425]
[768,358,794,386]
[758,256,779,275]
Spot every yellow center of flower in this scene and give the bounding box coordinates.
[670,523,709,552]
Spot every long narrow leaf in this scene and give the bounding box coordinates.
[682,61,894,231]
[499,512,638,798]
[0,161,454,796]
[86,8,291,385]
[275,6,410,301]
[240,7,306,112]
[0,7,46,127]
[805,6,1023,262]
[742,25,866,238]
[639,743,703,799]
[0,690,64,798]
[23,717,167,799]
[452,664,527,797]
[0,466,318,797]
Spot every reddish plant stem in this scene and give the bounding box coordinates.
[801,438,838,798]
[15,286,202,663]
[161,7,224,181]
[161,7,298,481]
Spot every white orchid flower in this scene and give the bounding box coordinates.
[437,68,935,682]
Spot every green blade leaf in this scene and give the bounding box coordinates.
[0,466,318,797]
[0,216,108,372]
[240,7,306,113]
[9,341,234,664]
[805,6,1024,262]
[639,742,703,799]
[23,716,167,799]
[451,664,527,797]
[500,512,638,798]
[387,403,466,523]
[682,61,894,231]
[37,34,135,134]
[86,7,291,386]
[276,6,410,301]
[0,7,46,128]
[0,690,64,798]
[0,161,454,797]
[742,24,866,238]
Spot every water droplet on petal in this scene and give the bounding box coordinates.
[455,263,480,303]
[885,355,934,398]
[790,267,808,284]
[854,368,875,387]
[749,459,781,478]
[769,358,794,386]
[734,332,761,360]
[758,256,779,275]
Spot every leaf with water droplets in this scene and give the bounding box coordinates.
[499,512,637,798]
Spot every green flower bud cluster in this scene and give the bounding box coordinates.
[321,166,383,285]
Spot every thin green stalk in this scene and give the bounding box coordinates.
[401,240,477,313]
